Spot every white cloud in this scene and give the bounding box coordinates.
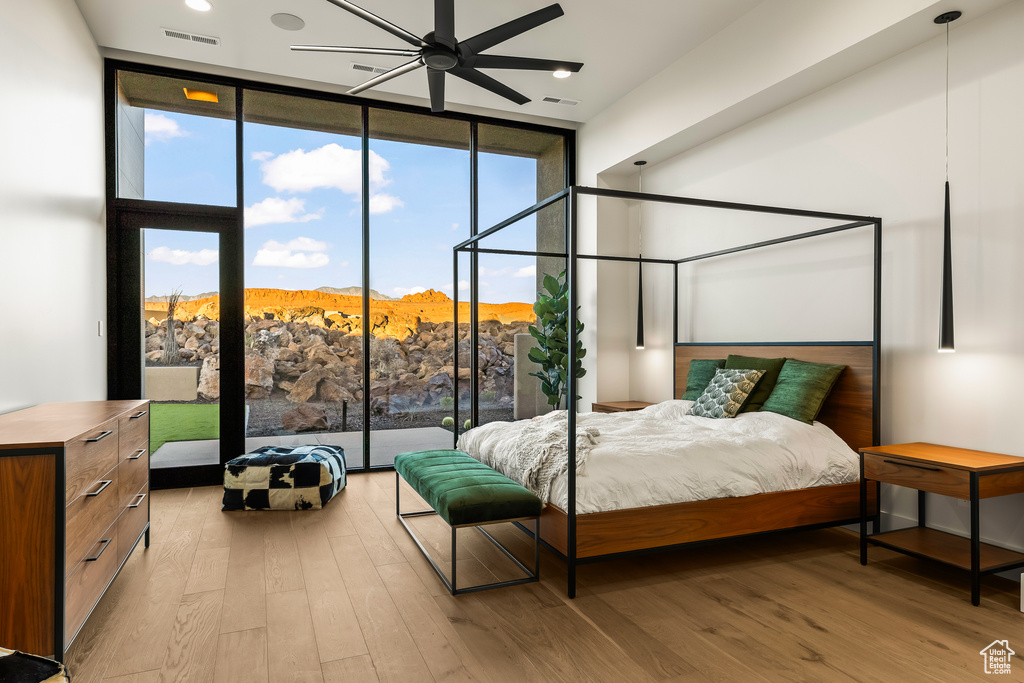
[148,246,218,266]
[514,265,536,278]
[442,280,471,292]
[251,151,274,161]
[252,238,329,268]
[244,197,323,227]
[451,222,460,232]
[144,112,187,145]
[340,261,350,268]
[392,286,427,297]
[258,143,391,194]
[368,193,404,214]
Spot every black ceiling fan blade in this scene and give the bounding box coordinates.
[291,45,422,57]
[462,54,583,72]
[347,58,424,95]
[459,4,564,56]
[450,67,529,105]
[434,0,456,50]
[324,0,427,48]
[427,68,446,112]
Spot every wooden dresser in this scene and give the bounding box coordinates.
[0,400,150,661]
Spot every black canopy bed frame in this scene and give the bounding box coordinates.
[452,185,882,598]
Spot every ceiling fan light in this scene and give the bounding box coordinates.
[553,69,571,78]
[185,0,212,11]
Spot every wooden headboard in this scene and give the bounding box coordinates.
[674,344,876,451]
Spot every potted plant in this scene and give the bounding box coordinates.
[527,271,586,409]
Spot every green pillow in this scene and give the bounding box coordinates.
[761,359,845,424]
[681,358,726,400]
[724,355,786,412]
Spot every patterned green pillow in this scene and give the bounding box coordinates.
[681,358,726,400]
[688,368,766,419]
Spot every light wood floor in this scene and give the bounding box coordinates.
[65,473,1021,682]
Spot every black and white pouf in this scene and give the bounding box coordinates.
[222,445,346,511]
[0,647,69,682]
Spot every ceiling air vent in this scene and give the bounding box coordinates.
[162,28,221,46]
[542,96,579,106]
[352,62,390,75]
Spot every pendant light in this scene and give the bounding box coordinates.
[936,10,960,353]
[635,160,647,350]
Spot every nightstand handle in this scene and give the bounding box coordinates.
[884,459,941,472]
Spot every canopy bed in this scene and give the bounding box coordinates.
[451,185,882,597]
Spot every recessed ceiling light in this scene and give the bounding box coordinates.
[553,69,572,79]
[271,13,305,31]
[183,88,218,102]
[185,0,212,12]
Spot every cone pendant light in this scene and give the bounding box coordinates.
[635,160,647,350]
[936,10,960,352]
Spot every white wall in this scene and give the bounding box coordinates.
[0,0,106,413]
[584,2,1024,552]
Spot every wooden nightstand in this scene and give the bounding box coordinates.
[591,401,654,413]
[859,442,1024,605]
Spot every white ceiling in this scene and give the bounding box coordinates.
[74,0,762,124]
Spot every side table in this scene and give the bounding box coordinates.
[859,442,1024,605]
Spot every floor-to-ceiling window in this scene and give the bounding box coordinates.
[107,61,573,486]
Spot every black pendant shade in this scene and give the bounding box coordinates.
[935,10,959,352]
[939,181,955,351]
[636,263,645,349]
[635,160,646,350]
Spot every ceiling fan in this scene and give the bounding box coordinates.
[292,0,584,112]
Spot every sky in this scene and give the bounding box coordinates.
[140,109,545,305]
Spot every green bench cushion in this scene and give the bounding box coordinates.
[394,450,542,526]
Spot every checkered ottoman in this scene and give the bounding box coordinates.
[0,647,69,682]
[222,445,346,511]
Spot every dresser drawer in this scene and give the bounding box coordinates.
[65,531,118,644]
[66,421,119,505]
[117,446,148,509]
[863,453,969,499]
[118,409,150,460]
[66,464,120,572]
[117,484,149,567]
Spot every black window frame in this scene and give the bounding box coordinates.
[104,58,575,488]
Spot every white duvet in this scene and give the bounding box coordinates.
[457,400,859,514]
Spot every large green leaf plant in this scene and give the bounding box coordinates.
[527,271,587,409]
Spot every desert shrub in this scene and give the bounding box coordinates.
[480,390,497,403]
[439,396,454,410]
[369,335,402,374]
[463,419,471,430]
[442,416,455,427]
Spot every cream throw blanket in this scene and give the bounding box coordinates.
[459,411,600,501]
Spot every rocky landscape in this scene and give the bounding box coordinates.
[145,288,534,434]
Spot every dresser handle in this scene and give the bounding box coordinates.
[86,479,113,496]
[129,448,146,460]
[884,459,941,472]
[85,430,113,443]
[129,493,147,508]
[84,538,112,562]
[130,410,148,419]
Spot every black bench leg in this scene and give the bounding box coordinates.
[451,527,458,595]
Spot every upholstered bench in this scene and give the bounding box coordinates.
[222,445,346,511]
[394,449,541,595]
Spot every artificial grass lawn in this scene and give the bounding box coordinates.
[150,403,220,453]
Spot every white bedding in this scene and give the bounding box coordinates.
[456,400,859,514]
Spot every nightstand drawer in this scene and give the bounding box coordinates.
[118,409,149,459]
[863,453,969,499]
